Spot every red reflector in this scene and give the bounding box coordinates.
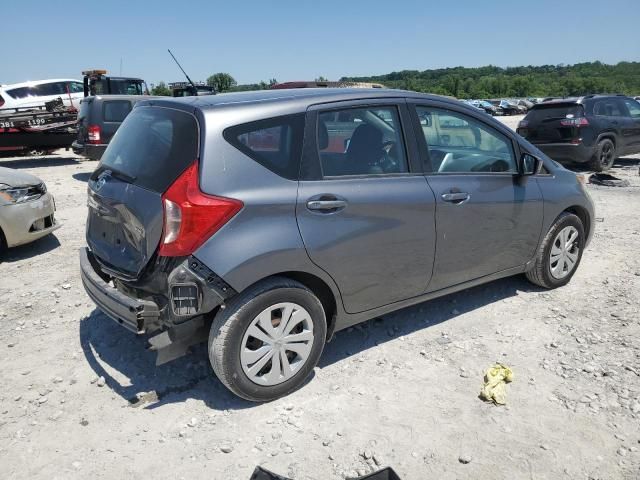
[88,125,101,144]
[560,117,589,127]
[159,161,243,257]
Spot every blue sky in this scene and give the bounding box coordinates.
[2,0,639,86]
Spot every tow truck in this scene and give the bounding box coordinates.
[82,69,148,97]
[0,98,78,155]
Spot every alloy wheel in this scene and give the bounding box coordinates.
[600,142,614,167]
[240,302,315,386]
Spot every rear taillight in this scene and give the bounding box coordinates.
[159,161,243,257]
[88,125,101,144]
[560,117,589,127]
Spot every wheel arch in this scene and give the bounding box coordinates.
[237,271,339,341]
[596,132,618,150]
[562,205,591,243]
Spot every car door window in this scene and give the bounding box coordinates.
[623,99,640,118]
[415,106,517,173]
[593,99,624,117]
[103,101,132,122]
[317,106,408,177]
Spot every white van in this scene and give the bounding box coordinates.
[0,79,84,110]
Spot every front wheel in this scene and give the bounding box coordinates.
[208,277,327,402]
[526,212,585,289]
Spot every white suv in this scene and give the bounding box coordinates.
[0,78,84,110]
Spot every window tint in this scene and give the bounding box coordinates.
[109,79,144,95]
[416,106,516,173]
[526,104,584,122]
[103,101,132,122]
[624,99,640,118]
[69,82,84,93]
[6,86,36,99]
[224,114,305,180]
[99,107,198,192]
[593,99,624,117]
[317,106,408,177]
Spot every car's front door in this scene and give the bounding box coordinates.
[410,102,544,292]
[620,98,640,154]
[296,101,436,314]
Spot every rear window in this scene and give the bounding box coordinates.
[6,86,35,99]
[223,114,305,180]
[103,101,132,122]
[525,103,584,122]
[98,106,198,192]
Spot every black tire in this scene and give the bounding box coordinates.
[0,227,7,260]
[589,138,615,172]
[526,212,585,289]
[208,276,327,402]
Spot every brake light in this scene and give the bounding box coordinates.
[88,125,101,144]
[159,161,243,257]
[560,117,589,127]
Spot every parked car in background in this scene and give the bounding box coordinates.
[517,94,640,171]
[72,95,151,160]
[81,88,594,401]
[471,100,501,115]
[515,99,534,112]
[460,99,485,113]
[0,79,84,110]
[0,167,59,254]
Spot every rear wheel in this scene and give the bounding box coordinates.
[589,138,615,172]
[526,212,584,289]
[208,277,327,402]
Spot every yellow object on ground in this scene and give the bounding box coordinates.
[479,364,514,405]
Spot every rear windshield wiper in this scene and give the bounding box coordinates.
[93,165,137,183]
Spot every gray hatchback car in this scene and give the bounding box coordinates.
[80,89,594,401]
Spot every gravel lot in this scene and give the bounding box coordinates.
[1,115,639,480]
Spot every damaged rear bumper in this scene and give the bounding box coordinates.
[80,247,161,334]
[80,247,237,363]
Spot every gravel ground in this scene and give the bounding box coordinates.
[1,115,639,480]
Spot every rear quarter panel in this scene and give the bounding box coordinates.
[193,106,343,304]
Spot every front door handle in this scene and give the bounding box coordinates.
[441,192,470,204]
[307,199,347,211]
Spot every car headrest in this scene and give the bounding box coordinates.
[347,124,382,156]
[318,120,329,150]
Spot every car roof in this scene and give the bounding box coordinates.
[83,94,155,102]
[138,88,455,112]
[0,78,82,90]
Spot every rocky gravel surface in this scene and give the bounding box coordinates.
[0,116,639,479]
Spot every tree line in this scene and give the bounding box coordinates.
[341,61,640,98]
[150,61,640,98]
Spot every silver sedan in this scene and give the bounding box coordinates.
[0,166,60,252]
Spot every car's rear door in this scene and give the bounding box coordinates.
[409,100,544,291]
[296,99,436,314]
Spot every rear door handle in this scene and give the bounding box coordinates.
[441,192,470,203]
[306,199,347,212]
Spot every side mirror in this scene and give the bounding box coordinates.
[521,153,541,176]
